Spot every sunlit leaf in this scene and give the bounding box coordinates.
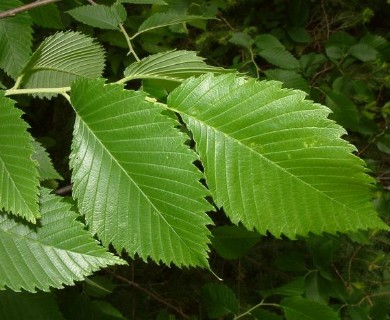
[20,31,105,98]
[168,73,388,238]
[70,78,212,267]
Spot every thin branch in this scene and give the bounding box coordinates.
[234,300,280,320]
[0,0,61,19]
[119,23,140,61]
[105,269,190,319]
[55,185,73,195]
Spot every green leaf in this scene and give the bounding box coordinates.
[201,283,239,318]
[69,78,212,267]
[135,12,210,38]
[287,26,310,43]
[67,4,127,30]
[28,3,63,29]
[264,69,309,92]
[325,90,360,131]
[258,48,300,69]
[168,74,388,239]
[0,291,65,320]
[20,31,105,98]
[255,34,285,50]
[261,277,305,298]
[349,43,378,62]
[281,296,340,320]
[0,188,125,292]
[32,140,63,181]
[123,50,229,83]
[0,0,33,79]
[211,225,261,259]
[0,93,39,223]
[229,32,253,49]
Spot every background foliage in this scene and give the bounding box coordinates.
[0,0,390,319]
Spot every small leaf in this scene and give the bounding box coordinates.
[168,74,388,238]
[0,291,65,320]
[229,32,253,49]
[264,69,309,92]
[20,31,105,98]
[349,43,378,62]
[135,12,210,38]
[0,0,33,79]
[325,90,360,131]
[67,3,127,30]
[31,140,63,181]
[201,283,239,319]
[258,47,300,69]
[0,188,125,292]
[211,225,261,259]
[123,50,229,83]
[287,26,310,43]
[255,34,285,50]
[281,296,340,320]
[0,93,39,222]
[261,278,305,298]
[70,78,213,267]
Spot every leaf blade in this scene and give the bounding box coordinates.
[168,74,388,238]
[0,93,39,222]
[20,31,105,98]
[70,78,212,267]
[0,188,125,292]
[281,296,340,320]
[0,0,33,79]
[123,50,230,82]
[135,12,210,37]
[67,3,127,30]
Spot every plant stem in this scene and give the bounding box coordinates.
[0,0,61,19]
[233,300,281,319]
[5,87,71,96]
[119,23,140,61]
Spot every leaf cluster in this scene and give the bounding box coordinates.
[0,0,389,319]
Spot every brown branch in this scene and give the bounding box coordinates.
[105,269,190,319]
[0,0,61,19]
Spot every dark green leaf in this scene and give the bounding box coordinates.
[67,3,127,30]
[211,225,261,259]
[349,43,377,62]
[0,0,33,79]
[201,283,239,318]
[0,291,65,320]
[31,140,62,181]
[281,296,340,320]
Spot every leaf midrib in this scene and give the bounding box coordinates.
[174,109,361,216]
[75,112,203,260]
